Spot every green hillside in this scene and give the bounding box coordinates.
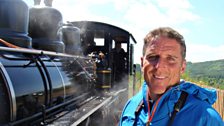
[183,59,224,89]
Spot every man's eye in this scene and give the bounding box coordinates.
[147,56,158,62]
[167,57,176,62]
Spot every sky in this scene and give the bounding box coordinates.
[23,0,224,64]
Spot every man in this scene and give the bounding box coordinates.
[96,52,108,70]
[111,42,126,82]
[119,27,223,126]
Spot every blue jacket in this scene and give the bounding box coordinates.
[120,81,223,126]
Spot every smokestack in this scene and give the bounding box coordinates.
[44,0,53,7]
[29,0,64,53]
[0,0,32,48]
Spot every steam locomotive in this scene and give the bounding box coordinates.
[0,0,137,125]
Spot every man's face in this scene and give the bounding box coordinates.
[141,36,186,97]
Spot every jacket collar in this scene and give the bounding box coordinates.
[141,80,217,121]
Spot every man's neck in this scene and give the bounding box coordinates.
[116,48,121,52]
[148,84,179,101]
[149,93,162,101]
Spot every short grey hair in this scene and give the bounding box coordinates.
[143,27,186,59]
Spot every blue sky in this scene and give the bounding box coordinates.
[23,0,224,64]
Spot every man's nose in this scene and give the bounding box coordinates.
[155,58,167,69]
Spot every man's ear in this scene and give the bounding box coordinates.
[141,57,143,67]
[181,60,187,74]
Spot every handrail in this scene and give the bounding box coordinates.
[0,46,91,60]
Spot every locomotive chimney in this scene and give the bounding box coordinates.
[0,0,32,48]
[29,0,65,53]
[61,22,82,55]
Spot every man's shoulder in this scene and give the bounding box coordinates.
[180,81,217,105]
[180,94,223,125]
[122,91,143,114]
[119,90,145,126]
[190,96,222,120]
[131,91,143,102]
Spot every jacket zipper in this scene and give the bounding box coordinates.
[146,89,162,125]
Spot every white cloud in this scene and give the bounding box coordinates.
[27,0,221,64]
[52,0,202,64]
[156,0,192,9]
[112,0,130,11]
[186,44,224,63]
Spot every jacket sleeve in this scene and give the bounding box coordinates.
[119,99,135,126]
[119,91,144,126]
[202,107,223,126]
[119,115,135,126]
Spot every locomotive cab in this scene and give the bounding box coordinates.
[72,21,137,89]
